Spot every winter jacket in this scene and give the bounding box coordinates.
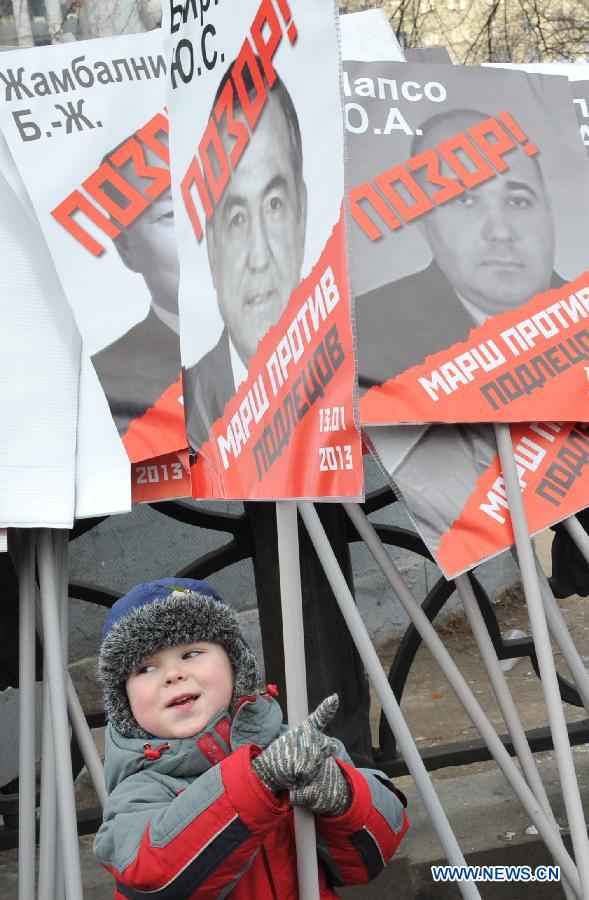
[94,692,409,898]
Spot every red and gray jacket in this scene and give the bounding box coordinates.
[94,692,409,898]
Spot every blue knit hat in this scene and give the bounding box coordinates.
[98,578,259,738]
[101,578,224,641]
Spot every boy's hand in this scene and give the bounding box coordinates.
[290,756,352,817]
[252,695,339,794]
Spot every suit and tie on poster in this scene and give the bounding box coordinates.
[347,62,589,425]
[161,0,362,500]
[0,31,190,502]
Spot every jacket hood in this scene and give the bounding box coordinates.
[103,692,284,793]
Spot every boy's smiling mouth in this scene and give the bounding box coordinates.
[167,693,200,708]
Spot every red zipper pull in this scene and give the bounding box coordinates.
[143,742,170,760]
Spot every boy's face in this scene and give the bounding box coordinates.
[126,641,234,739]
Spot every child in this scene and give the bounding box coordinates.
[94,578,409,898]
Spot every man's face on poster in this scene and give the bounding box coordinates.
[116,148,179,316]
[206,91,307,366]
[420,118,555,319]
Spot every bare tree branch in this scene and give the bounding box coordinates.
[340,0,589,65]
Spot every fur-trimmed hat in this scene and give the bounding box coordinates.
[98,578,259,738]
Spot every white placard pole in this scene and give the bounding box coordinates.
[37,530,83,900]
[37,673,57,900]
[276,502,320,900]
[15,530,36,900]
[66,676,107,808]
[495,424,589,898]
[563,515,589,562]
[340,501,581,894]
[22,533,107,807]
[455,574,577,900]
[531,552,589,714]
[300,503,486,899]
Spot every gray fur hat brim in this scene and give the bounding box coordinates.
[98,590,259,738]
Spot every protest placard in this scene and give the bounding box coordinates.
[0,165,79,528]
[161,0,363,499]
[340,8,404,63]
[0,31,187,471]
[369,420,589,577]
[346,59,589,575]
[571,80,589,153]
[405,47,452,64]
[348,62,589,424]
[0,125,132,519]
[486,62,589,157]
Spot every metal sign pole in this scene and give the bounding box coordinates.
[36,529,83,900]
[563,516,589,559]
[495,423,589,898]
[55,833,65,900]
[341,501,581,894]
[532,553,589,714]
[66,677,107,808]
[455,575,577,900]
[299,501,484,899]
[275,502,320,900]
[15,529,36,900]
[37,667,57,900]
[455,575,555,809]
[25,540,107,808]
[55,529,69,900]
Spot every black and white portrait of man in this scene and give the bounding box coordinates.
[182,63,308,453]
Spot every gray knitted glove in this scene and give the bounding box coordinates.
[252,695,339,794]
[290,756,352,817]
